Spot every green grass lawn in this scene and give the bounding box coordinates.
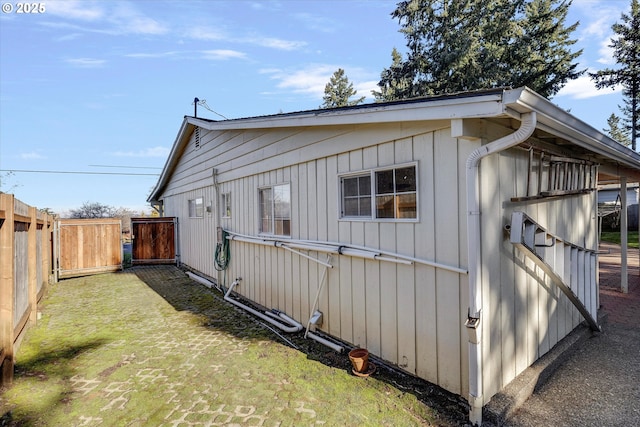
[600,231,639,249]
[1,266,462,426]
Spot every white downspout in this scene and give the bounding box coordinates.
[465,111,537,425]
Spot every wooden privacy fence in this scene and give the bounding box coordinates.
[0,194,54,386]
[54,218,123,279]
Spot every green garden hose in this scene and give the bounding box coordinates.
[214,229,230,271]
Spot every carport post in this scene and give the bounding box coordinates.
[621,177,628,293]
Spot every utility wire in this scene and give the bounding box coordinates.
[0,169,159,176]
[89,164,162,170]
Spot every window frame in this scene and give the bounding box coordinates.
[188,197,204,218]
[222,192,231,218]
[258,183,291,237]
[338,162,418,222]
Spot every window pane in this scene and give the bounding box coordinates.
[359,175,371,195]
[195,198,204,218]
[274,184,290,220]
[344,198,359,216]
[222,193,231,217]
[376,195,394,218]
[395,167,416,192]
[376,170,394,194]
[359,197,371,216]
[396,194,417,218]
[343,177,359,197]
[259,189,272,233]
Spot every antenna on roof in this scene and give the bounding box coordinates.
[193,98,229,120]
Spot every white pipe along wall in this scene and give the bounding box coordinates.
[465,112,537,426]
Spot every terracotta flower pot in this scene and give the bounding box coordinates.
[348,348,369,373]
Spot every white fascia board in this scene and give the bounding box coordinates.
[504,87,640,172]
[147,117,191,203]
[189,93,507,131]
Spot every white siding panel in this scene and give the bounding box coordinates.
[434,129,461,394]
[414,132,438,383]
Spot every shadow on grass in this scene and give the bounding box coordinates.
[130,265,469,425]
[2,339,108,426]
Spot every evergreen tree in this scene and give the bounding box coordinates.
[321,68,365,108]
[590,0,640,151]
[373,48,414,100]
[605,113,632,146]
[375,0,583,101]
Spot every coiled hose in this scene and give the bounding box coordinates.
[214,229,230,271]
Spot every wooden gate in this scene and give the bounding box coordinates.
[55,218,122,279]
[131,217,177,265]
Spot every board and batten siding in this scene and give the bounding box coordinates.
[478,144,597,401]
[159,119,598,403]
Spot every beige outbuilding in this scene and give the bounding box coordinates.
[148,87,640,425]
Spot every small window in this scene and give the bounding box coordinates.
[339,165,417,220]
[341,174,372,217]
[188,197,204,218]
[222,193,231,218]
[259,184,291,236]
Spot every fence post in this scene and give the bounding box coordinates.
[0,193,15,385]
[42,214,54,286]
[28,206,38,324]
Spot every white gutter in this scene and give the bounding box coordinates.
[465,111,537,426]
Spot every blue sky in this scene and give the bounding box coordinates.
[0,0,631,215]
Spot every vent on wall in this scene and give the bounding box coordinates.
[194,126,200,149]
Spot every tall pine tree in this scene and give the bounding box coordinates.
[604,113,632,146]
[375,0,583,101]
[321,69,365,108]
[590,0,640,151]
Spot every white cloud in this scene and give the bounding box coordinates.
[110,3,168,35]
[43,1,168,36]
[184,26,227,41]
[20,151,45,160]
[261,65,378,103]
[126,51,181,59]
[201,50,247,60]
[250,37,307,51]
[65,58,106,68]
[46,0,104,21]
[556,74,620,100]
[183,25,305,51]
[112,146,170,158]
[261,64,337,97]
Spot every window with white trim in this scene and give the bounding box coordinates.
[259,183,291,236]
[222,192,231,218]
[340,165,417,220]
[188,197,204,218]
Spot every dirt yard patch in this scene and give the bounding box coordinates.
[0,266,467,426]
